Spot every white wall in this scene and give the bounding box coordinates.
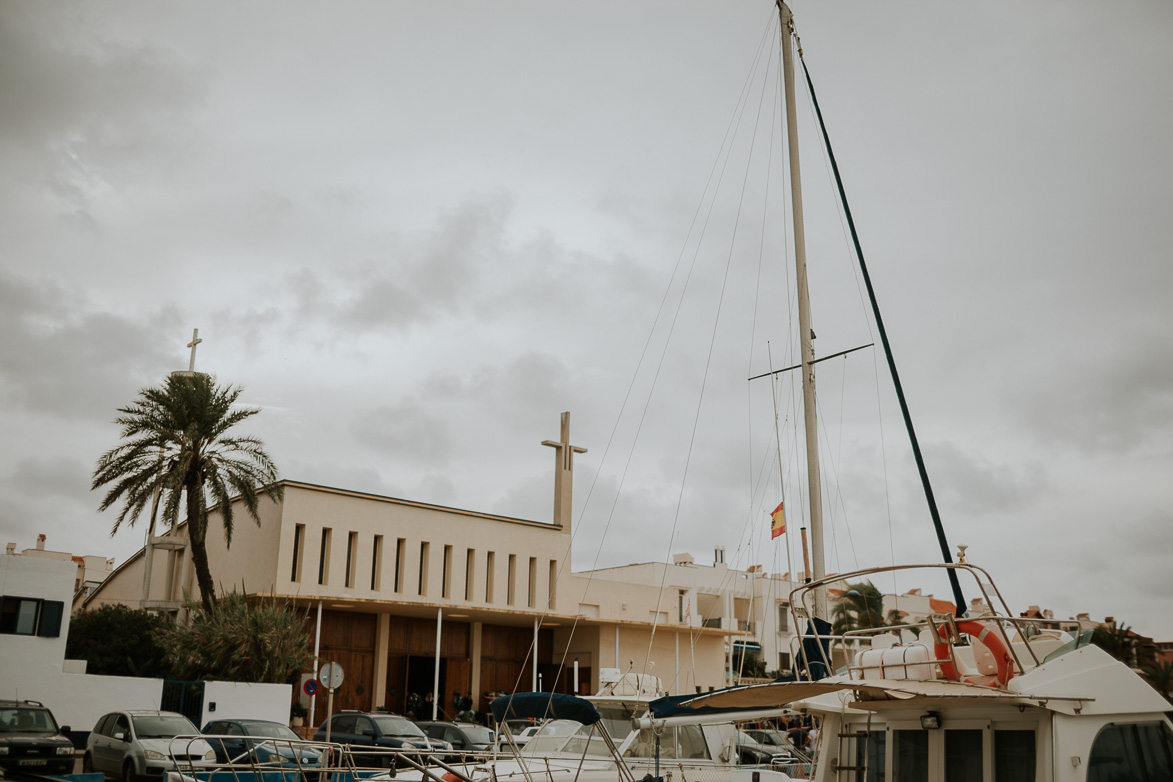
[34,673,166,735]
[202,681,292,726]
[1,555,75,670]
[2,553,292,736]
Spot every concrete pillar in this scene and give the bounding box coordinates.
[373,613,390,708]
[470,621,483,710]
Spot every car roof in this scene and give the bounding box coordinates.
[0,700,49,709]
[120,710,186,716]
[214,719,285,724]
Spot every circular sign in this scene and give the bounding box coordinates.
[304,679,320,696]
[320,662,345,689]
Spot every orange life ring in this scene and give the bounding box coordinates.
[934,620,1014,688]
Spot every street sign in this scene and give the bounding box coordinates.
[320,662,345,689]
[304,679,319,696]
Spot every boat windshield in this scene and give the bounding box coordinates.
[594,705,640,744]
[520,720,611,758]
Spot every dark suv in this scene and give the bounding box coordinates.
[312,712,449,767]
[0,700,75,776]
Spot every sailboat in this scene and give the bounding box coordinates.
[642,3,1173,781]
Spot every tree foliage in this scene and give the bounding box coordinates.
[92,373,282,612]
[65,604,171,678]
[1091,621,1155,669]
[156,592,310,684]
[831,581,900,639]
[1142,659,1173,701]
[733,647,767,679]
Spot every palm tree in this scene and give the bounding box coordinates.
[1092,621,1140,668]
[831,581,895,640]
[1142,659,1173,702]
[93,373,281,612]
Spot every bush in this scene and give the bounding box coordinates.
[157,592,310,684]
[65,604,171,678]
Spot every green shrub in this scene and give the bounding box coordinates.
[65,604,171,678]
[157,592,310,684]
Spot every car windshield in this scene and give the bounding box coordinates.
[521,720,610,758]
[0,707,57,734]
[243,723,300,741]
[133,715,199,739]
[460,726,495,745]
[372,715,424,738]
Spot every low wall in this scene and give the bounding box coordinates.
[201,681,292,726]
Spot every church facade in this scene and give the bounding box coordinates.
[78,414,745,720]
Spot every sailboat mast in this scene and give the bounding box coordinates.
[778,1,827,620]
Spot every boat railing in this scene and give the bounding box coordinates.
[786,561,1077,686]
[167,736,492,782]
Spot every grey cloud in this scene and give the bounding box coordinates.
[12,456,92,502]
[0,456,97,546]
[351,401,454,465]
[0,5,203,221]
[0,272,177,418]
[924,440,1047,514]
[281,461,399,499]
[1014,334,1173,453]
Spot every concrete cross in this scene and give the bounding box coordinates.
[186,328,203,372]
[542,412,586,533]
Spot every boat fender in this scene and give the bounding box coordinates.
[935,621,1014,687]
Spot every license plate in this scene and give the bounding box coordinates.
[20,759,48,766]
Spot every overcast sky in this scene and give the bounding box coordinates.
[3,1,1171,640]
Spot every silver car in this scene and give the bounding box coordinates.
[84,710,215,782]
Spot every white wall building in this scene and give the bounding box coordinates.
[2,548,291,739]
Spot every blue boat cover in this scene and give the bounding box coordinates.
[800,616,833,681]
[490,692,601,726]
[648,690,759,719]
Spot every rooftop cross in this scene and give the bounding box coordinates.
[186,328,203,372]
[542,412,586,533]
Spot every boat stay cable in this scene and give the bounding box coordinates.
[519,10,781,702]
[798,53,967,615]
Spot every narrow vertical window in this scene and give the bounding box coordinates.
[371,535,383,591]
[507,554,516,606]
[318,528,332,585]
[419,542,430,596]
[441,545,453,599]
[291,524,305,583]
[394,538,405,593]
[345,531,358,588]
[485,552,496,603]
[527,557,537,608]
[548,559,558,610]
[465,549,476,601]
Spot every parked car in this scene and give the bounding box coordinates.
[0,700,76,777]
[742,728,803,756]
[735,730,797,766]
[497,724,542,752]
[84,710,214,782]
[201,718,324,768]
[311,712,449,768]
[416,721,495,756]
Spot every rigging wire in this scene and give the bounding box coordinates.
[643,9,781,678]
[533,9,781,698]
[798,51,966,614]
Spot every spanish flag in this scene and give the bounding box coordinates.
[770,501,786,539]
